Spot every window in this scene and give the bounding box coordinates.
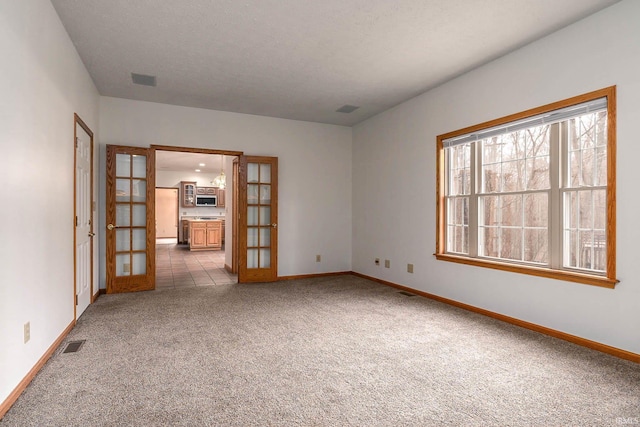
[436,87,617,288]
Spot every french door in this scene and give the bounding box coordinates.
[106,145,155,293]
[239,156,278,282]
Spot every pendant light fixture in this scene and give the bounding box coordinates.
[212,154,226,189]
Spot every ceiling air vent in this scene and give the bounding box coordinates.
[336,104,360,114]
[131,73,157,87]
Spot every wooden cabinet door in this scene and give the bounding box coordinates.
[181,220,189,244]
[190,224,206,248]
[216,188,225,207]
[206,224,221,247]
[181,181,196,207]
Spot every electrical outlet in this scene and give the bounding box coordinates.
[24,322,30,344]
[316,254,321,262]
[385,259,390,268]
[407,263,414,273]
[375,258,380,266]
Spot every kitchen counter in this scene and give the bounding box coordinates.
[186,219,224,251]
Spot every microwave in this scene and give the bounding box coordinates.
[195,195,217,206]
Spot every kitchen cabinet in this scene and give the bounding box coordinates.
[216,188,225,208]
[189,220,222,251]
[196,186,217,196]
[180,181,196,207]
[181,219,190,244]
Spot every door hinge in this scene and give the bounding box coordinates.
[75,137,78,148]
[75,216,78,226]
[75,295,78,305]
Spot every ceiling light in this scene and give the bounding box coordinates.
[199,163,205,167]
[195,169,201,172]
[131,73,157,87]
[336,104,360,114]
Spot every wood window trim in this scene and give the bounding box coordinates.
[435,86,618,288]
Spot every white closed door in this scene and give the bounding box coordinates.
[75,117,93,317]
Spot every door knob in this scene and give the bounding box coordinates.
[271,223,277,228]
[107,224,115,230]
[88,232,96,237]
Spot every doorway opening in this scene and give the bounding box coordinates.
[153,146,242,288]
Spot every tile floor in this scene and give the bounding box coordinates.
[155,239,237,289]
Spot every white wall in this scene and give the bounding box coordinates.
[353,0,640,354]
[99,97,353,287]
[156,169,226,217]
[0,0,100,406]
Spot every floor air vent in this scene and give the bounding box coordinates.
[397,291,417,297]
[63,340,86,353]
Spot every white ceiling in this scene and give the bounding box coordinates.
[156,150,230,173]
[51,0,619,127]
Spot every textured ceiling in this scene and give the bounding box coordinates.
[156,151,229,173]
[51,0,619,126]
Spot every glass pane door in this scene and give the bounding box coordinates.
[240,156,278,282]
[115,153,148,276]
[106,145,155,293]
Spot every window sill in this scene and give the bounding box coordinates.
[434,253,618,289]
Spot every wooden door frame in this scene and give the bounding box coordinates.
[151,144,244,271]
[73,113,94,319]
[155,187,179,239]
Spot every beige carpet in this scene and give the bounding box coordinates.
[2,275,639,426]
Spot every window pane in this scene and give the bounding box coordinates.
[132,205,145,227]
[593,190,606,230]
[116,204,130,227]
[132,253,146,275]
[524,229,548,264]
[259,227,271,247]
[116,154,130,177]
[526,157,550,190]
[567,112,607,189]
[247,228,258,247]
[247,206,258,226]
[447,225,468,254]
[480,226,499,258]
[116,229,129,251]
[132,229,146,251]
[579,191,593,229]
[132,179,146,202]
[501,228,522,261]
[563,189,606,273]
[482,163,501,193]
[502,160,524,192]
[501,195,522,227]
[259,249,271,268]
[526,125,550,157]
[260,164,271,184]
[247,163,259,183]
[132,155,146,178]
[447,144,470,196]
[483,137,501,164]
[595,147,607,186]
[116,179,130,202]
[524,193,547,228]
